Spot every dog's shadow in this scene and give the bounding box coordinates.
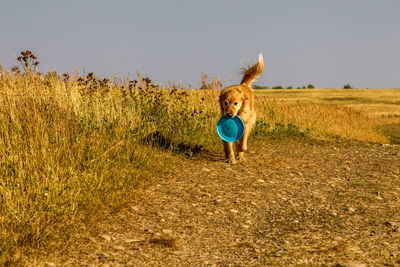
[195,150,224,162]
[143,131,231,163]
[143,131,203,155]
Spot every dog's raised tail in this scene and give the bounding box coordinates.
[240,53,264,87]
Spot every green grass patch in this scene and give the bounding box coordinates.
[252,120,306,139]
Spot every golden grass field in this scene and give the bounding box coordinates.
[256,88,400,120]
[254,88,400,143]
[0,51,399,265]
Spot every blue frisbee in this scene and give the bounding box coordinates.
[216,116,245,142]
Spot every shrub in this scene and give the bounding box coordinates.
[252,85,269,89]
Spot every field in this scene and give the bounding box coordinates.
[255,88,400,143]
[0,54,399,265]
[256,88,400,120]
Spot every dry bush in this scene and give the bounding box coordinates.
[200,73,223,90]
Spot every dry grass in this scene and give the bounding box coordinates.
[255,97,388,143]
[255,88,400,143]
[0,51,396,265]
[256,88,400,122]
[0,65,208,265]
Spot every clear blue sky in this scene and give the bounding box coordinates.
[1,0,399,88]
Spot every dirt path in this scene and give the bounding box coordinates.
[39,140,399,266]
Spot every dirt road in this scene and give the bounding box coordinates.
[39,140,400,266]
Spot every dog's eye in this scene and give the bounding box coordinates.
[224,101,229,106]
[234,102,238,106]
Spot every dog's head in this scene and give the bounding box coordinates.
[219,86,248,118]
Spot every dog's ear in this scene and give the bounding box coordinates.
[219,94,224,112]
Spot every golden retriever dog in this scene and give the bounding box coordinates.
[219,54,264,163]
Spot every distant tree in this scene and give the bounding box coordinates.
[252,85,269,89]
[297,86,301,89]
[272,85,283,89]
[307,84,315,89]
[343,84,353,89]
[286,86,293,89]
[302,86,306,89]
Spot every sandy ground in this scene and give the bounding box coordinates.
[37,139,400,266]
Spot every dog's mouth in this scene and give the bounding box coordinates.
[225,113,236,118]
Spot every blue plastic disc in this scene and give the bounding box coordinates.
[216,116,245,142]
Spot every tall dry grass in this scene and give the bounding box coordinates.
[0,62,211,264]
[0,51,390,264]
[255,97,388,143]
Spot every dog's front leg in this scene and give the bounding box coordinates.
[236,125,252,161]
[223,141,236,164]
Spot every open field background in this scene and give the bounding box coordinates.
[254,88,400,143]
[256,88,400,120]
[0,54,399,265]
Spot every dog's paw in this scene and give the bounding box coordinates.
[238,152,245,162]
[226,158,237,164]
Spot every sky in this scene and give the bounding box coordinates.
[1,0,400,88]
